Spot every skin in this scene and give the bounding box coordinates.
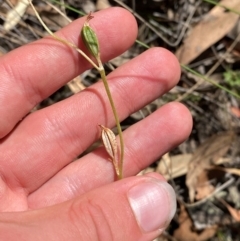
[0,7,192,241]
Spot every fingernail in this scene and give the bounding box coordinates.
[127,179,176,233]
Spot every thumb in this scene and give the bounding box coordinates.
[0,174,176,241]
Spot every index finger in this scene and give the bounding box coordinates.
[0,7,137,138]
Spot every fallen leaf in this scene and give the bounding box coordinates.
[156,153,230,181]
[219,199,240,222]
[157,153,192,180]
[173,204,217,241]
[195,170,215,200]
[176,0,240,64]
[186,131,235,202]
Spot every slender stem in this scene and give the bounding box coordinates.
[30,0,125,179]
[28,0,99,70]
[98,62,124,180]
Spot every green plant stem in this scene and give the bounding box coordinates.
[181,64,240,99]
[98,61,124,180]
[48,0,85,16]
[135,39,150,49]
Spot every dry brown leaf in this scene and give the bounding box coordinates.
[173,204,217,241]
[157,154,192,180]
[195,170,215,201]
[176,0,240,64]
[186,131,235,202]
[157,154,230,181]
[220,199,240,222]
[4,0,29,31]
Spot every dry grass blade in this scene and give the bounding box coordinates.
[4,0,29,31]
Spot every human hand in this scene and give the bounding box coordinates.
[0,7,192,241]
